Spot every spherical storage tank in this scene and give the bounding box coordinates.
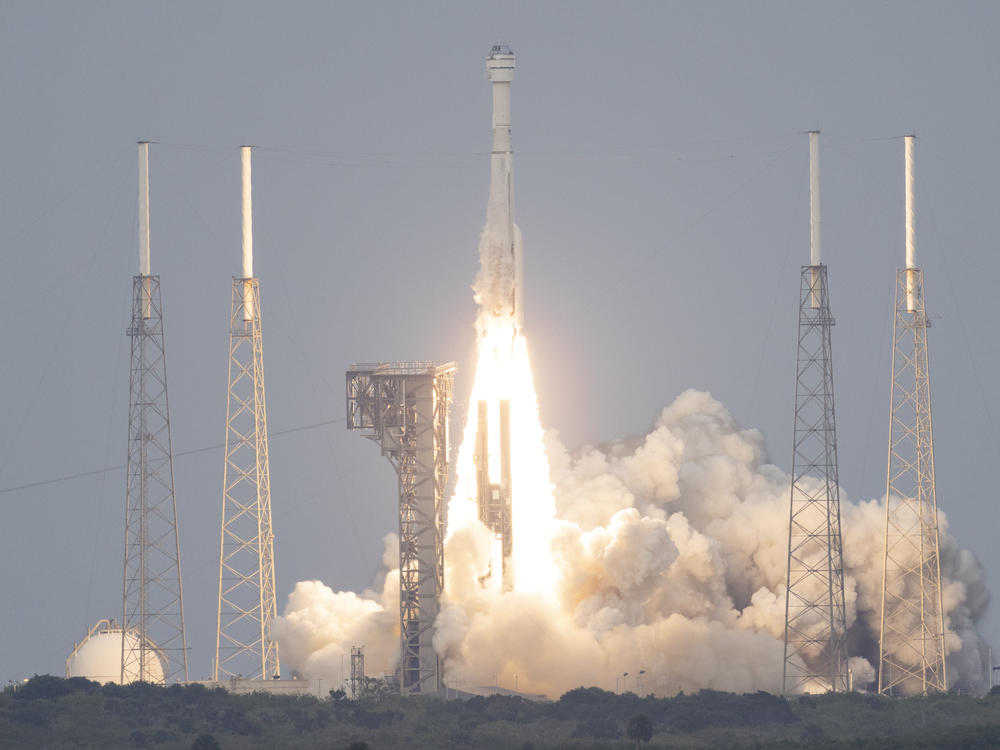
[66,619,164,684]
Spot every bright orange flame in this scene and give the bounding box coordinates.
[448,322,558,595]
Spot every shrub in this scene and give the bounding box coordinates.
[15,675,75,700]
[627,714,653,747]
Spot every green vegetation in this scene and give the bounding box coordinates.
[4,676,1000,749]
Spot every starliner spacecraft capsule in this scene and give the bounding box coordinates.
[484,43,523,331]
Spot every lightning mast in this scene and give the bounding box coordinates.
[350,646,365,699]
[121,141,189,684]
[215,146,280,681]
[878,136,947,696]
[346,362,455,695]
[782,131,848,694]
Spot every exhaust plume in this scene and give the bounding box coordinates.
[275,390,990,696]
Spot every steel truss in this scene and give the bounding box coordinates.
[215,278,279,680]
[350,646,365,698]
[346,362,455,695]
[878,268,946,695]
[122,275,188,684]
[783,264,848,694]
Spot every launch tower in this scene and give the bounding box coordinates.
[878,136,947,696]
[346,362,455,695]
[121,141,189,684]
[350,646,365,699]
[782,131,848,694]
[215,146,280,681]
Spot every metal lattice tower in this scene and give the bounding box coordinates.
[121,142,188,684]
[215,147,280,681]
[346,362,455,695]
[782,265,848,693]
[783,132,848,694]
[350,646,365,698]
[878,138,946,696]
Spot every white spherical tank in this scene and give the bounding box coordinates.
[66,621,164,684]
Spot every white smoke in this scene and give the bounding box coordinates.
[275,389,990,697]
[472,223,522,332]
[272,533,399,687]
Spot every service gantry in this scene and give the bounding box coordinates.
[346,361,455,695]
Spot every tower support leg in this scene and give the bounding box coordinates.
[783,264,848,694]
[122,274,188,684]
[878,268,946,696]
[215,277,279,681]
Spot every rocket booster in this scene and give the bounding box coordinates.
[485,43,523,330]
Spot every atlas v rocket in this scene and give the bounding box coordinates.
[473,44,519,591]
[484,43,523,331]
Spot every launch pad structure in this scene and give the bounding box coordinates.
[346,362,455,696]
[215,147,280,681]
[782,132,848,694]
[121,142,188,684]
[878,136,947,696]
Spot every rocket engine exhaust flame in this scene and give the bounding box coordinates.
[447,324,558,597]
[446,44,558,600]
[272,48,991,699]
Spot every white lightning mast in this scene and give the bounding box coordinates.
[121,141,188,684]
[215,145,280,681]
[782,131,848,694]
[878,135,947,696]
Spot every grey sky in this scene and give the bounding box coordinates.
[1,1,999,684]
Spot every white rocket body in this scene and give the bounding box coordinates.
[485,44,522,331]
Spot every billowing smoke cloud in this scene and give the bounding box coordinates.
[275,389,990,697]
[272,534,400,685]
